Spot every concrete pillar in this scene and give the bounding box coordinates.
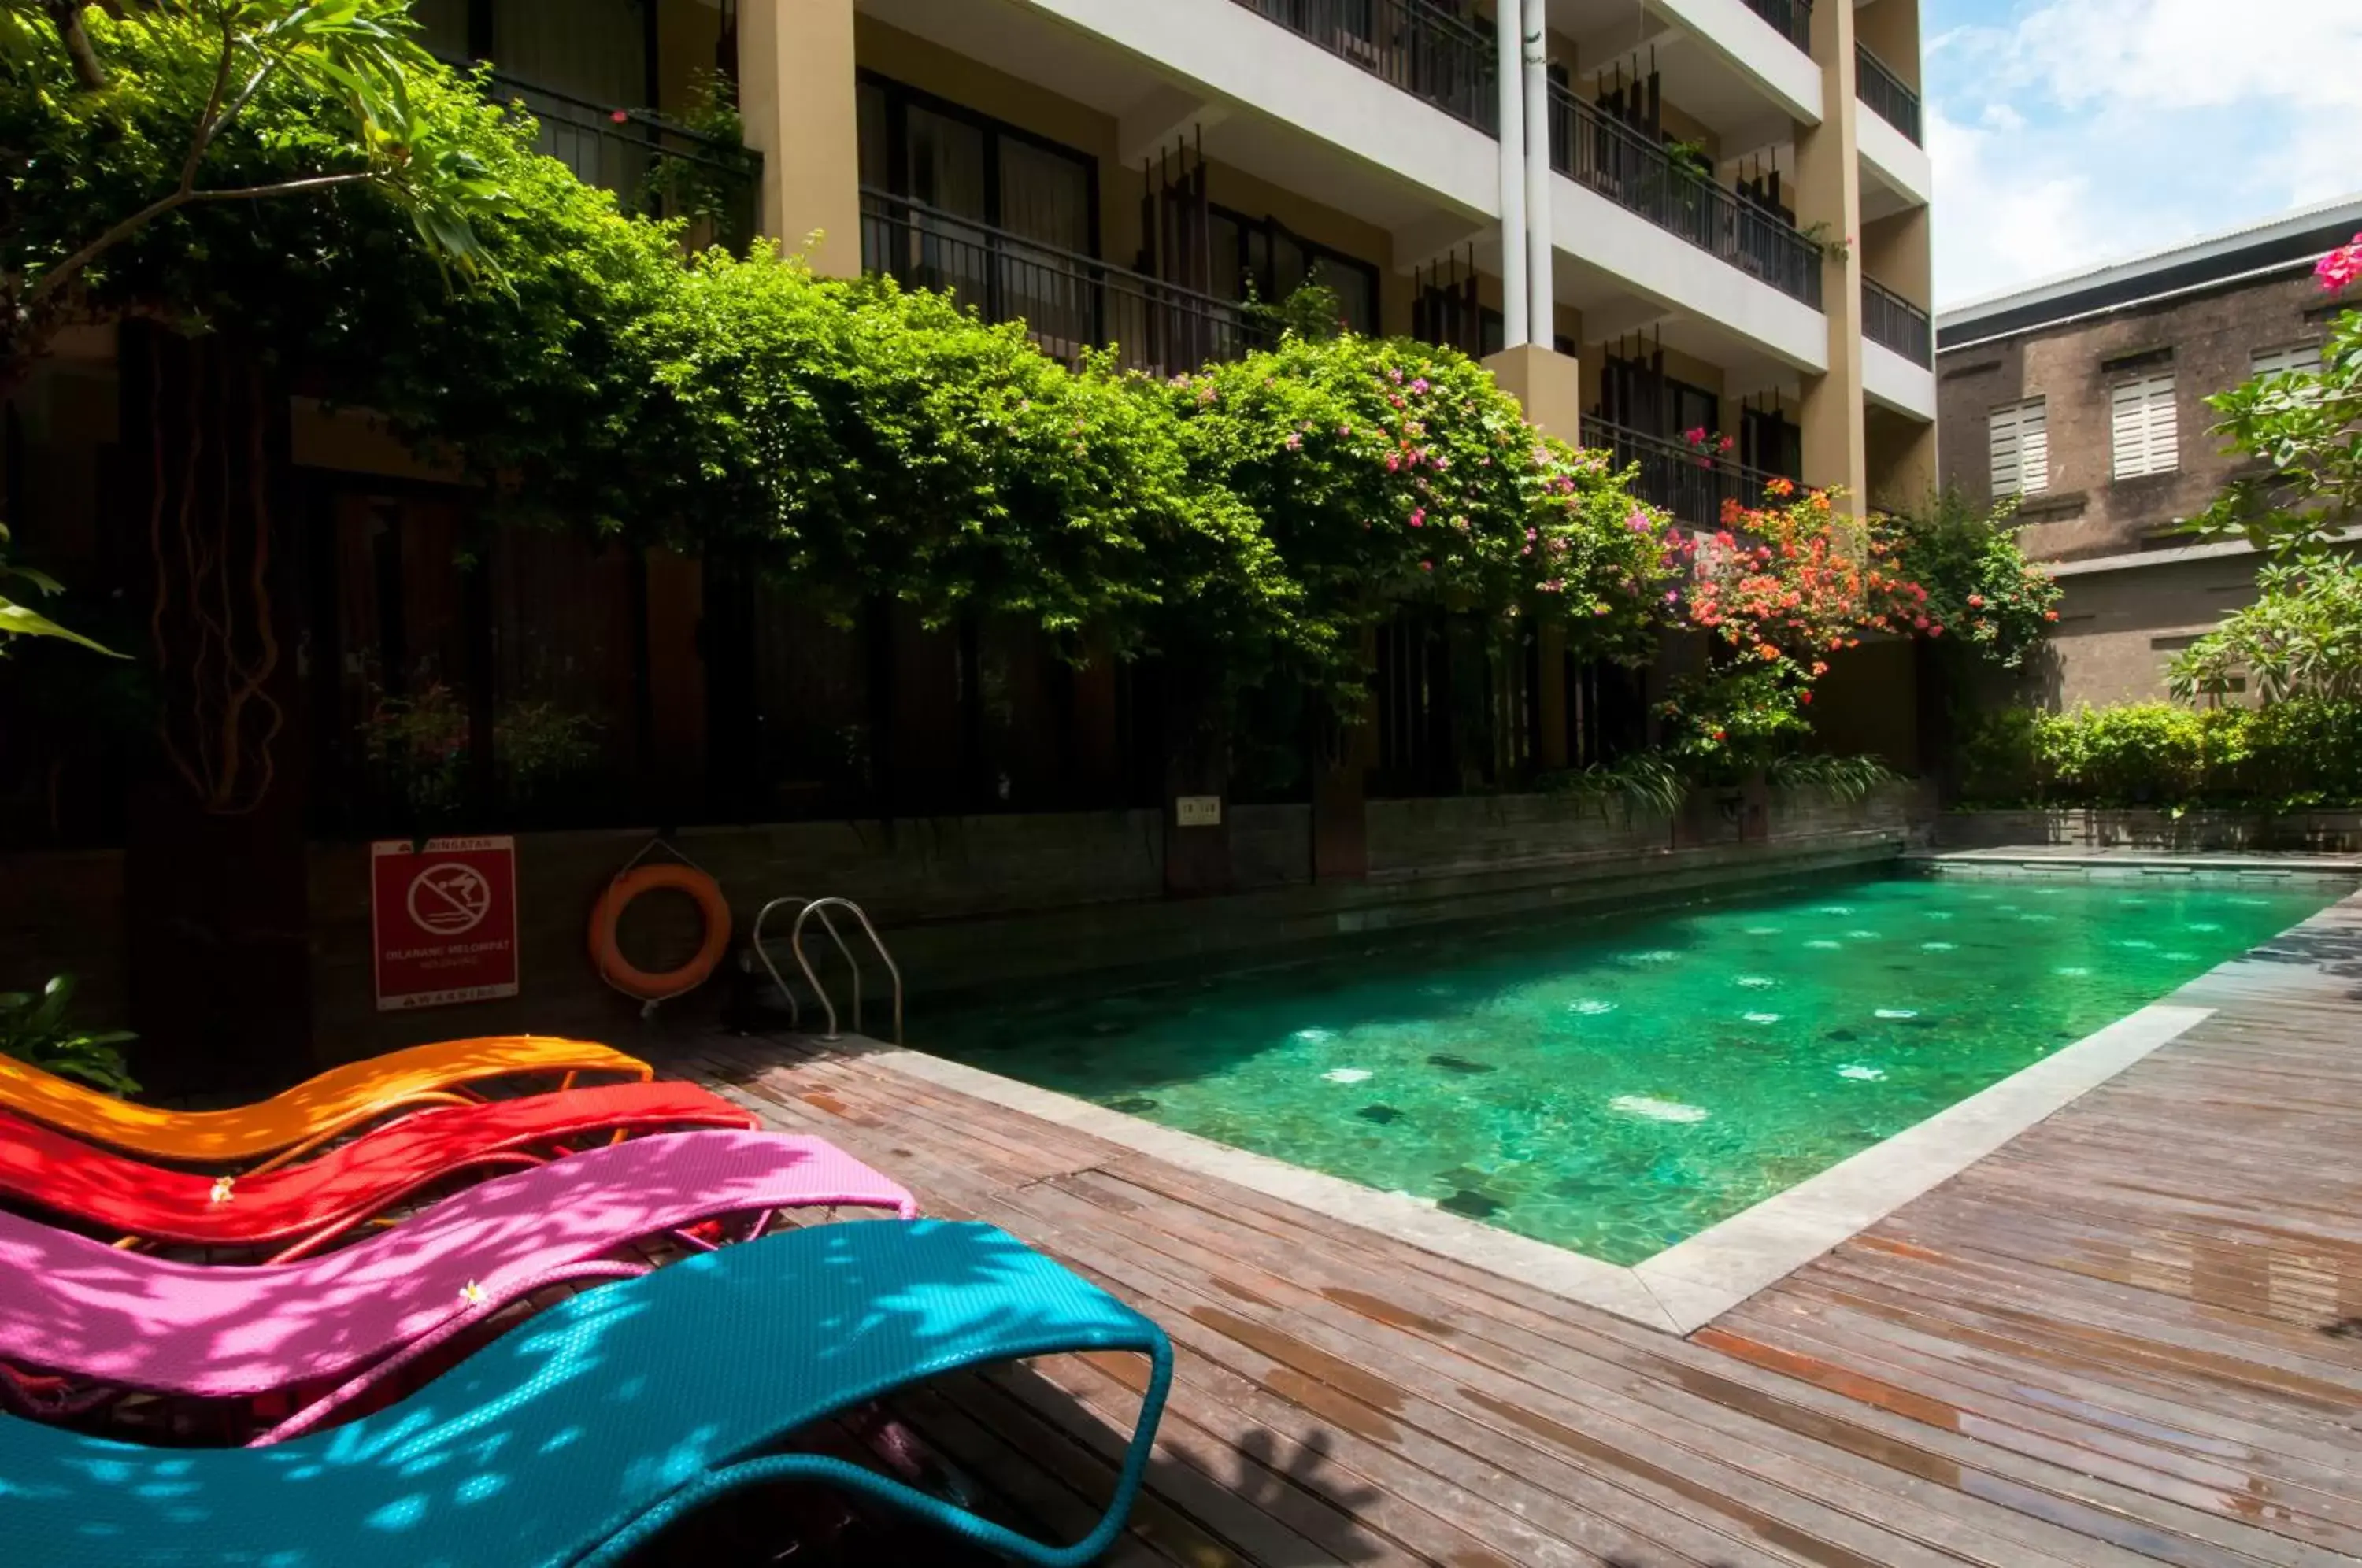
[739,0,862,277]
[1483,344,1583,442]
[1495,2,1528,348]
[1521,0,1554,343]
[1794,0,1867,508]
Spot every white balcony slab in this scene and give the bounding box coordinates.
[1650,0,1824,125]
[1014,0,1498,217]
[1858,105,1932,214]
[1864,334,1937,420]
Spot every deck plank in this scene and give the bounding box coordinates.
[657,889,2362,1566]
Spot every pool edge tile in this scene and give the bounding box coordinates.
[1631,1001,2215,1324]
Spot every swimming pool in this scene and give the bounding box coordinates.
[919,870,2334,1265]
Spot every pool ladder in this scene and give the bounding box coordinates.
[749,896,905,1045]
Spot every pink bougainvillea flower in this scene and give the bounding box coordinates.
[610,109,631,124]
[1967,592,1985,608]
[1283,432,1303,451]
[1420,560,1434,572]
[1409,508,1427,527]
[2316,234,2362,293]
[1409,378,1431,394]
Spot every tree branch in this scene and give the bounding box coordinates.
[42,1,106,91]
[24,172,380,315]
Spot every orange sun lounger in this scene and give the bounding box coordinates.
[0,1035,652,1171]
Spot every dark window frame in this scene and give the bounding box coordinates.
[856,69,1101,254]
[1208,202,1383,334]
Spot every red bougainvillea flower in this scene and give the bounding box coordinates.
[609,109,631,124]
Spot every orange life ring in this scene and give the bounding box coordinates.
[589,864,733,1000]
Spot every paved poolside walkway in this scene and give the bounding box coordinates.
[660,888,2362,1566]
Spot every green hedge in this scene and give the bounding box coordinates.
[1956,701,2362,811]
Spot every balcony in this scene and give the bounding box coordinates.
[1861,277,1931,368]
[476,68,761,247]
[1583,417,1790,530]
[860,190,1271,377]
[1855,44,1922,145]
[1739,0,1814,54]
[1547,87,1824,309]
[1224,0,1498,132]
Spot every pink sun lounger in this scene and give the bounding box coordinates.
[0,1127,916,1444]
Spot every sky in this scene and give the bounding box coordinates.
[1923,0,2362,309]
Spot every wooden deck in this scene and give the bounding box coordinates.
[660,891,2362,1567]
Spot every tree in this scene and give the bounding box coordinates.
[2170,237,2362,702]
[0,0,490,391]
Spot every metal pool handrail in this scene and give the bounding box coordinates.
[751,896,904,1045]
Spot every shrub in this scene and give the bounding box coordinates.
[0,974,138,1096]
[1170,334,1679,700]
[1954,701,2362,811]
[1886,490,2060,671]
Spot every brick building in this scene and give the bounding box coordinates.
[1934,194,2362,708]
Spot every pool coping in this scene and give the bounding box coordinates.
[836,1000,2215,1333]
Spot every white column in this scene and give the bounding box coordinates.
[1521,0,1554,345]
[1496,3,1528,348]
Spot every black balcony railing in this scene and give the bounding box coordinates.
[1583,417,1792,531]
[1224,0,1497,131]
[1861,277,1932,368]
[1854,44,1922,145]
[476,67,761,246]
[1547,87,1823,309]
[1739,0,1813,53]
[860,190,1271,377]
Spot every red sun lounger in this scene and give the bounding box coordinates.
[0,1126,919,1444]
[0,1081,761,1260]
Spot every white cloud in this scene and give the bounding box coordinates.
[1927,0,2362,305]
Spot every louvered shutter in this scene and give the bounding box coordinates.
[2111,374,2177,479]
[2251,342,2322,381]
[1988,399,2046,497]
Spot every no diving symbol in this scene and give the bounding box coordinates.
[408,862,493,937]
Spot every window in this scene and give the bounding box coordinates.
[2250,342,2323,381]
[1208,207,1381,335]
[2110,372,2178,479]
[855,74,1097,249]
[1988,398,2047,497]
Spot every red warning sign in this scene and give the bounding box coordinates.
[370,836,520,1011]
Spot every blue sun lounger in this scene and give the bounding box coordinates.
[0,1219,1172,1567]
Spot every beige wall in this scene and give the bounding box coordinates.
[1853,0,1923,88]
[1860,206,1930,305]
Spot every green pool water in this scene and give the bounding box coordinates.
[920,871,2334,1264]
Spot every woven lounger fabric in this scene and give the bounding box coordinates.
[0,1219,1172,1568]
[0,1035,651,1165]
[0,1082,757,1250]
[0,1128,917,1404]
